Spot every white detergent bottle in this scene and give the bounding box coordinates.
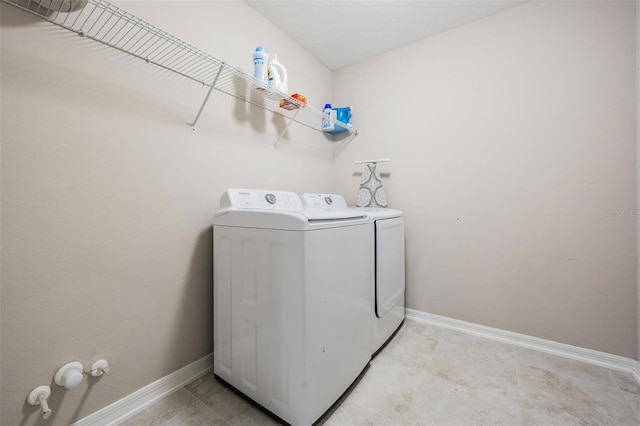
[322,104,336,132]
[252,46,269,87]
[267,55,288,94]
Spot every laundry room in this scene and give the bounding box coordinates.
[1,0,638,425]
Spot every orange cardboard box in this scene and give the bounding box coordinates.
[280,93,307,110]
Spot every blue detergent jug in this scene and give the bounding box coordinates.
[327,106,352,135]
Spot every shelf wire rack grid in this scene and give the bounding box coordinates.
[2,0,325,136]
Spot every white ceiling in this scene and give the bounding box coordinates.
[247,0,526,70]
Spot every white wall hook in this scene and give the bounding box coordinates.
[89,359,110,377]
[54,361,84,389]
[27,385,52,420]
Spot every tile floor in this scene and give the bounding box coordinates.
[118,319,640,425]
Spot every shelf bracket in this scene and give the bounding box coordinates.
[273,108,301,148]
[191,63,224,132]
[344,128,360,144]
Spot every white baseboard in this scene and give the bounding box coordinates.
[73,353,213,426]
[405,308,640,384]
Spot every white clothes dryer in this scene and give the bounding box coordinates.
[361,207,405,354]
[213,189,372,425]
[301,194,405,355]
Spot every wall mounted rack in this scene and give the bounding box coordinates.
[2,0,359,147]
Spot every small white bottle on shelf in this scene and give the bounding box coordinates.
[322,104,336,132]
[252,46,269,87]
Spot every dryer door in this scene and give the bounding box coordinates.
[375,217,405,318]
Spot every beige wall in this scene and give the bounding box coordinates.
[636,0,640,363]
[333,0,637,358]
[0,1,333,425]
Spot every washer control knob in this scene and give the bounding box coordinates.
[265,193,276,204]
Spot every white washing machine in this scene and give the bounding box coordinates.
[301,194,405,355]
[213,189,372,425]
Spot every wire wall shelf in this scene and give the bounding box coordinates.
[2,0,344,146]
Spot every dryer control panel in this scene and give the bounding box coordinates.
[219,188,302,211]
[300,193,348,210]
